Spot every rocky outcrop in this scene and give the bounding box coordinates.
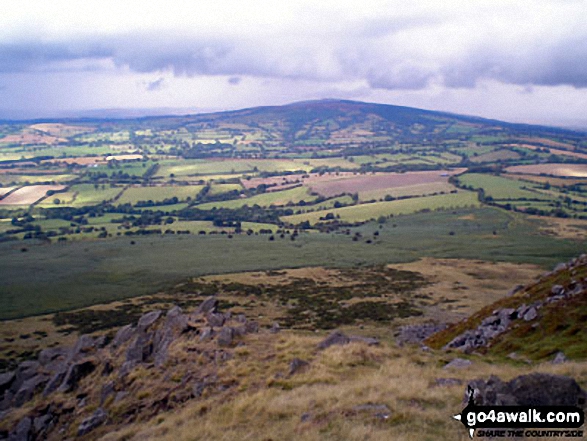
[317,330,379,350]
[396,323,446,346]
[77,408,107,436]
[468,373,587,407]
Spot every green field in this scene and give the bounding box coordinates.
[207,183,243,195]
[117,185,204,204]
[282,191,480,224]
[457,173,549,200]
[1,207,585,320]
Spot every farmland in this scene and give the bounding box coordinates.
[0,99,586,318]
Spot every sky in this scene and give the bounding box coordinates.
[1,0,586,126]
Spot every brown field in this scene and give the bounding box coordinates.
[515,144,587,160]
[504,173,587,186]
[241,171,356,191]
[519,136,575,149]
[42,157,107,166]
[469,149,520,163]
[29,123,94,137]
[505,163,587,177]
[0,185,66,205]
[0,129,66,145]
[529,216,587,240]
[305,169,466,198]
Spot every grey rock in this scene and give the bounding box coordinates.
[444,358,472,369]
[33,414,53,436]
[71,334,96,359]
[77,408,107,436]
[112,324,135,349]
[58,359,96,393]
[118,361,137,379]
[13,375,48,407]
[300,412,312,422]
[235,314,247,324]
[8,417,32,441]
[199,327,214,342]
[396,323,446,346]
[554,263,567,272]
[317,331,350,350]
[289,358,309,376]
[506,284,524,297]
[217,327,234,347]
[269,322,281,334]
[138,310,162,331]
[126,332,154,363]
[523,307,537,321]
[100,381,116,405]
[197,297,218,315]
[469,373,587,407]
[114,391,128,402]
[206,312,225,327]
[244,321,259,334]
[552,351,569,364]
[550,285,565,296]
[43,367,67,396]
[38,347,67,366]
[153,306,189,367]
[0,371,15,395]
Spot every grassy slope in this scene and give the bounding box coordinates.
[1,207,585,319]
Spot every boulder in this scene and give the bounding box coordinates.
[396,323,446,346]
[38,347,67,366]
[8,417,32,441]
[523,307,538,321]
[349,335,380,346]
[317,331,350,350]
[126,332,154,363]
[100,381,116,405]
[199,327,214,342]
[33,414,54,437]
[13,375,48,407]
[43,367,67,396]
[269,322,281,334]
[197,297,218,315]
[77,408,107,436]
[137,310,162,331]
[289,358,309,376]
[112,324,135,349]
[0,371,15,395]
[206,312,226,327]
[70,335,96,359]
[469,373,587,407]
[443,358,472,369]
[550,284,565,297]
[217,327,234,347]
[58,359,96,393]
[352,403,391,420]
[153,306,189,367]
[552,351,568,364]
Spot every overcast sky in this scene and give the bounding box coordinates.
[1,0,586,125]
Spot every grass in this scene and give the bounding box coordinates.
[282,192,480,224]
[1,207,585,320]
[457,173,549,200]
[67,184,124,206]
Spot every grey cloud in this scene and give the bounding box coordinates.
[146,77,165,91]
[1,19,587,91]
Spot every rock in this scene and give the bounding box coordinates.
[469,373,587,407]
[8,417,32,441]
[38,347,67,366]
[58,359,96,393]
[100,381,116,405]
[554,263,567,272]
[349,335,380,346]
[269,322,281,334]
[114,391,129,402]
[443,358,472,369]
[138,310,162,331]
[33,414,53,437]
[206,312,225,327]
[217,327,234,347]
[352,403,391,420]
[235,314,247,324]
[317,331,350,350]
[118,361,137,379]
[197,297,218,315]
[77,408,107,436]
[244,321,259,334]
[70,335,96,359]
[550,285,565,297]
[396,323,446,346]
[126,332,154,363]
[43,367,67,396]
[506,284,524,297]
[523,307,537,321]
[199,327,214,342]
[434,378,463,387]
[153,306,189,367]
[13,375,48,407]
[289,358,309,376]
[300,412,312,422]
[552,351,568,364]
[0,371,15,395]
[112,325,135,349]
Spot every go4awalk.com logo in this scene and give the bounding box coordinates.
[453,387,585,438]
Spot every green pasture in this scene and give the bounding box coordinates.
[117,185,204,204]
[195,186,316,210]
